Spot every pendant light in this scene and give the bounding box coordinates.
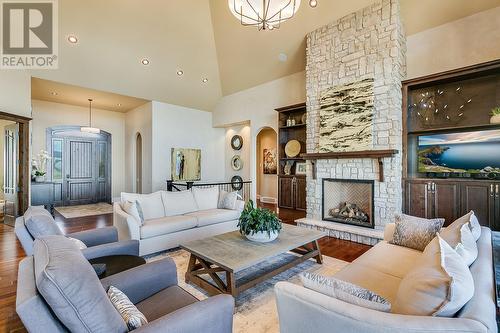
[81,98,100,134]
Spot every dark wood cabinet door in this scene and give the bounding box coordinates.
[295,177,307,211]
[278,177,294,209]
[461,182,495,228]
[433,181,460,226]
[405,180,431,219]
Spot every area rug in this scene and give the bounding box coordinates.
[146,249,348,333]
[54,203,113,219]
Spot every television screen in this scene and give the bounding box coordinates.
[418,129,500,174]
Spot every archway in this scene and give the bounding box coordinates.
[255,127,278,205]
[136,133,143,193]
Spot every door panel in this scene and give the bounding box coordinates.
[405,180,430,219]
[279,177,294,209]
[433,182,459,226]
[3,124,18,225]
[295,177,307,211]
[65,139,95,205]
[461,182,494,228]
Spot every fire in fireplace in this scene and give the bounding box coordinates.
[322,179,374,228]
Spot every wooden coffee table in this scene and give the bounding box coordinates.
[180,224,325,297]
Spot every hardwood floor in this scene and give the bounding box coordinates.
[0,205,370,332]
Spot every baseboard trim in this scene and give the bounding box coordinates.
[259,196,277,204]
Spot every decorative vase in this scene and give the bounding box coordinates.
[245,230,279,243]
[490,115,500,124]
[35,175,45,182]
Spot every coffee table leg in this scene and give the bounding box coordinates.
[185,254,197,283]
[312,240,323,264]
[226,271,237,297]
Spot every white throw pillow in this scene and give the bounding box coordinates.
[121,191,165,221]
[441,221,478,266]
[192,186,219,210]
[161,190,198,216]
[121,201,143,225]
[392,234,474,317]
[301,272,391,312]
[469,211,481,241]
[218,190,238,210]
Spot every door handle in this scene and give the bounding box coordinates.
[491,184,495,197]
[496,184,499,199]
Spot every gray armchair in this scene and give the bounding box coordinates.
[15,206,139,259]
[16,235,234,333]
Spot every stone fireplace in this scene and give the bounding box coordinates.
[322,179,374,229]
[296,0,406,245]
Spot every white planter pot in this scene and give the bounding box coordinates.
[490,115,500,124]
[245,230,279,243]
[35,175,45,182]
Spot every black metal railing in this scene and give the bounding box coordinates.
[166,180,252,202]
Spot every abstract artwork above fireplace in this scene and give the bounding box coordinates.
[319,78,374,153]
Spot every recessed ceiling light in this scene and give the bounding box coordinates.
[309,0,318,7]
[67,35,78,44]
[141,58,150,66]
[117,103,122,107]
[50,91,58,96]
[202,78,208,83]
[176,70,184,76]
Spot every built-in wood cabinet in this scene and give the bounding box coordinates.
[405,179,500,229]
[278,175,306,211]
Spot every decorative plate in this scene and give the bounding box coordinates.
[231,175,243,191]
[284,140,301,158]
[231,155,243,171]
[231,135,243,150]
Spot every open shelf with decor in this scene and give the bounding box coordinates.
[276,103,307,211]
[402,60,500,230]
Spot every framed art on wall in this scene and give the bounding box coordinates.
[171,148,201,181]
[263,148,277,174]
[295,162,307,175]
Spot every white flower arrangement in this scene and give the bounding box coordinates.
[32,150,51,177]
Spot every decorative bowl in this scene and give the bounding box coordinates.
[245,231,279,243]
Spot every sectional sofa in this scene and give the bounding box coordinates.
[114,187,244,256]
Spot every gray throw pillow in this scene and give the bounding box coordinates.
[34,235,127,333]
[301,272,391,312]
[24,207,62,238]
[390,214,444,251]
[218,190,238,210]
[108,286,148,330]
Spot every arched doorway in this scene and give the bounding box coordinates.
[256,127,278,204]
[136,133,142,193]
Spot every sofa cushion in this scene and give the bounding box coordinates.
[333,262,402,304]
[218,190,238,210]
[441,222,478,266]
[121,191,165,221]
[161,190,198,216]
[391,213,444,251]
[34,235,127,333]
[392,234,474,317]
[351,241,421,278]
[140,215,198,239]
[185,209,240,227]
[301,272,391,312]
[192,187,219,210]
[24,207,62,238]
[136,285,198,322]
[122,201,143,224]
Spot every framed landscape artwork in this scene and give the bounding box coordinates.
[319,78,374,152]
[263,148,277,174]
[171,148,201,181]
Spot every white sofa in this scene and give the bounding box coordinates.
[275,223,497,333]
[113,187,244,256]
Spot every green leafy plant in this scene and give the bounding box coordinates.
[238,200,282,237]
[491,107,500,116]
[34,170,46,177]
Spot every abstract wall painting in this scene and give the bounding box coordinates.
[263,148,277,174]
[319,78,374,152]
[171,148,201,181]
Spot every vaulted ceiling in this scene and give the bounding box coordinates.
[31,0,500,111]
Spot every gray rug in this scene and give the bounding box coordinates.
[146,248,348,333]
[55,203,113,219]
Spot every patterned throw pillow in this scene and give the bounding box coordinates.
[108,286,148,330]
[218,190,238,210]
[390,214,444,251]
[301,272,391,312]
[66,237,87,249]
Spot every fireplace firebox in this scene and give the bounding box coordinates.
[322,178,374,229]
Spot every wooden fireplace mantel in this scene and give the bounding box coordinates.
[300,149,399,182]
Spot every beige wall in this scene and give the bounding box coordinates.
[31,100,126,198]
[256,128,278,202]
[225,124,251,182]
[406,6,500,79]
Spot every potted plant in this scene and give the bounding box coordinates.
[238,200,282,242]
[31,150,51,182]
[490,107,500,124]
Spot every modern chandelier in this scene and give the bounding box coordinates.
[81,98,100,134]
[228,0,301,30]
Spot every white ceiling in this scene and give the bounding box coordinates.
[29,0,500,111]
